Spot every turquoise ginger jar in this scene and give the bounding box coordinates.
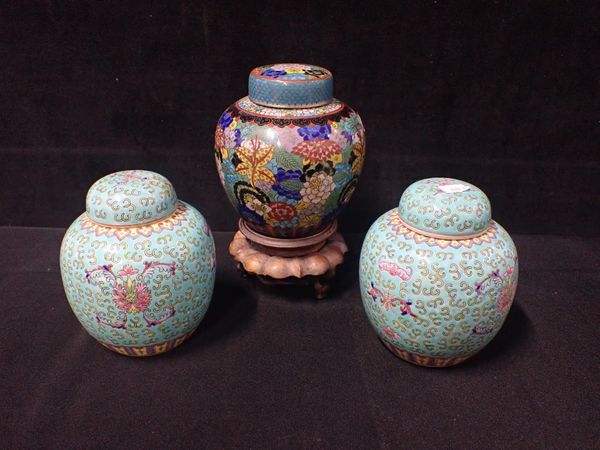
[60,170,216,356]
[359,178,518,367]
[214,63,365,238]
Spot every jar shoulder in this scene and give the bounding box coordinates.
[217,97,363,128]
[60,201,215,259]
[361,209,518,270]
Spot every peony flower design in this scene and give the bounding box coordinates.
[112,279,152,313]
[267,202,297,223]
[300,173,335,204]
[291,139,341,164]
[85,262,177,328]
[112,264,150,313]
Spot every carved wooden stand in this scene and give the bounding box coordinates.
[229,220,348,299]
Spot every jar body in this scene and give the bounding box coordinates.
[359,208,518,367]
[215,97,365,238]
[59,201,216,356]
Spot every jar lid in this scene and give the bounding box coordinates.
[248,63,333,108]
[398,178,492,239]
[86,170,178,226]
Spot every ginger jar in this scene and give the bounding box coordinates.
[214,63,365,238]
[359,178,518,367]
[60,170,216,356]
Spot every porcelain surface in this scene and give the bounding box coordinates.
[359,178,518,367]
[399,178,492,237]
[215,64,365,238]
[86,170,178,226]
[60,170,216,356]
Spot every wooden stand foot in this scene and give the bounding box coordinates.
[228,225,348,299]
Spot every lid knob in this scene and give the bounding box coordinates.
[398,178,492,239]
[86,170,178,226]
[248,63,333,108]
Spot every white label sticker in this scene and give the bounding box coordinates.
[439,183,471,193]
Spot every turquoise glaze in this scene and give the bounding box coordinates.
[249,63,333,108]
[86,171,178,226]
[215,63,365,238]
[399,178,492,237]
[359,177,518,367]
[60,170,216,356]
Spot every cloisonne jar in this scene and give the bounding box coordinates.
[214,63,365,238]
[359,178,518,367]
[60,170,216,356]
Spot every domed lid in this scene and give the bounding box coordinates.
[86,170,178,226]
[248,63,333,108]
[398,178,492,239]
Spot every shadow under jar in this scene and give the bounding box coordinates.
[214,63,366,240]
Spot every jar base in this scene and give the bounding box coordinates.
[380,338,471,368]
[97,328,197,357]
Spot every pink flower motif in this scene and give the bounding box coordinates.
[382,326,399,339]
[267,202,297,222]
[291,139,341,164]
[112,280,152,313]
[118,265,139,277]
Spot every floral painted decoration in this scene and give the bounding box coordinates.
[255,63,332,81]
[359,177,519,368]
[215,99,365,238]
[85,262,177,329]
[60,170,216,357]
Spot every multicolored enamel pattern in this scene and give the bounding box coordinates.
[60,170,216,356]
[359,178,518,367]
[248,63,333,108]
[215,63,365,238]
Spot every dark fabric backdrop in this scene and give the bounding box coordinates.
[1,1,598,235]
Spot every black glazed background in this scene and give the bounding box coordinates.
[1,1,598,235]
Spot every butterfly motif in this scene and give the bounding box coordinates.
[475,270,501,294]
[368,282,417,317]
